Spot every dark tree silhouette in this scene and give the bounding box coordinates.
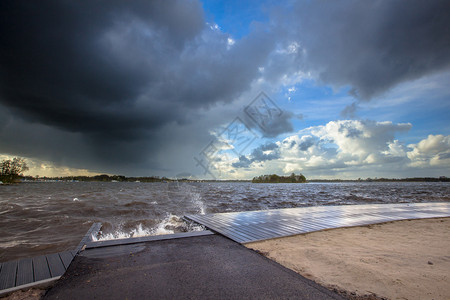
[1,157,29,183]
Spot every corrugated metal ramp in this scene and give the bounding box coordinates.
[185,202,450,243]
[0,223,102,295]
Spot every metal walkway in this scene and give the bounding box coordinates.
[185,202,450,244]
[0,223,102,295]
[0,250,77,290]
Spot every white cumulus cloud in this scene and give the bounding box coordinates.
[407,134,450,167]
[229,120,450,179]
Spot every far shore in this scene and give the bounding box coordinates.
[6,174,450,183]
[247,217,450,300]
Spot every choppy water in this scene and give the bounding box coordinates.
[1,181,449,262]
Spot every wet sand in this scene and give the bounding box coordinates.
[247,217,450,300]
[1,288,45,300]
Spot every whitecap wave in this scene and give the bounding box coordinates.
[92,223,152,241]
[92,214,205,241]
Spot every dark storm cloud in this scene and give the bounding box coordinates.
[0,1,204,133]
[340,102,358,119]
[438,152,450,160]
[232,142,280,168]
[285,0,450,100]
[298,138,314,151]
[0,0,276,173]
[242,109,295,138]
[280,135,314,151]
[259,110,296,138]
[231,155,253,168]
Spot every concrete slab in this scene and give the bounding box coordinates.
[44,235,344,300]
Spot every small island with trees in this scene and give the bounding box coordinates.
[252,173,306,183]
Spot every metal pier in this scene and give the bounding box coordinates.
[185,202,450,243]
[0,223,102,295]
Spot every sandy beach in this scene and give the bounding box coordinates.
[247,217,450,300]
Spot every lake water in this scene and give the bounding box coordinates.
[1,181,449,262]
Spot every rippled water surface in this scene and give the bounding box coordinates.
[1,181,449,261]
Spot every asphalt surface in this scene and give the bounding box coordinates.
[44,234,345,299]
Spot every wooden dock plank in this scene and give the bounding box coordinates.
[0,223,102,292]
[267,222,309,235]
[33,255,51,282]
[75,222,102,252]
[46,253,66,277]
[231,225,273,241]
[58,251,74,270]
[193,217,263,241]
[228,224,270,241]
[0,260,17,289]
[190,219,253,242]
[16,258,33,286]
[192,217,282,242]
[260,224,300,237]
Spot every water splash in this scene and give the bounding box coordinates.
[92,223,152,241]
[92,214,205,241]
[166,181,207,214]
[191,192,206,215]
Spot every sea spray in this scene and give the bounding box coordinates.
[191,192,206,215]
[92,223,152,241]
[92,214,205,241]
[166,180,207,214]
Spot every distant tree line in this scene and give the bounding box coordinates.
[20,174,250,183]
[32,174,172,182]
[252,173,306,183]
[309,176,450,182]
